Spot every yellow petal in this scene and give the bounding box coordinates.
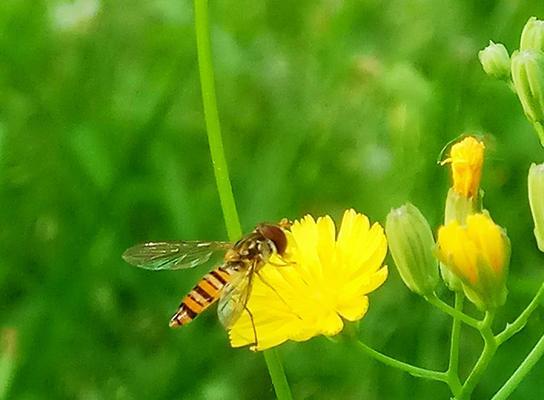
[337,295,369,321]
[442,136,485,198]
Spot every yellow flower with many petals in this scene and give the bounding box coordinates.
[229,209,388,351]
[437,213,510,310]
[441,136,485,198]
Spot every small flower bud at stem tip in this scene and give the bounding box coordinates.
[528,163,544,252]
[479,41,511,81]
[386,204,438,297]
[511,50,544,145]
[521,17,544,52]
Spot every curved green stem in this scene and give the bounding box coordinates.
[496,281,544,345]
[194,0,241,240]
[193,1,291,399]
[447,293,464,397]
[491,333,544,400]
[355,340,448,382]
[458,312,497,400]
[425,293,481,329]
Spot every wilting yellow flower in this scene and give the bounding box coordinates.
[437,213,510,310]
[229,209,388,351]
[441,136,485,198]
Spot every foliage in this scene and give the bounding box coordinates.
[1,0,544,399]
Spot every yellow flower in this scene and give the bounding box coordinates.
[441,136,485,198]
[437,213,510,310]
[229,209,388,351]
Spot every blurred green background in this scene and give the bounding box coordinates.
[2,0,544,399]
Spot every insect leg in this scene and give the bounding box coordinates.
[244,305,259,351]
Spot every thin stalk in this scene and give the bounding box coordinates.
[192,1,292,399]
[425,293,481,329]
[193,0,241,240]
[447,293,464,397]
[355,340,448,382]
[491,333,544,400]
[263,349,294,400]
[458,312,497,400]
[496,281,544,345]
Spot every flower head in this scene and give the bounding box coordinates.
[229,209,388,351]
[437,213,510,310]
[441,136,485,199]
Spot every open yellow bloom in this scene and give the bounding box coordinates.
[229,209,388,351]
[437,213,510,310]
[441,136,485,198]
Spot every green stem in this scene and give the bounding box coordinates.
[491,333,544,400]
[495,281,544,345]
[447,293,464,397]
[355,340,448,382]
[192,1,292,399]
[425,293,481,329]
[193,0,241,240]
[263,349,294,400]
[458,312,497,400]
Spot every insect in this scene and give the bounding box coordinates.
[122,221,291,342]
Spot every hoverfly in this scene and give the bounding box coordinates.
[122,220,291,341]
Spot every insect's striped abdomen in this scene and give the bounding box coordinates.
[169,266,233,327]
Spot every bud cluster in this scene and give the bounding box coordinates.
[386,136,511,310]
[479,17,544,145]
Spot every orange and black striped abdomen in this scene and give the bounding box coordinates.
[169,266,233,327]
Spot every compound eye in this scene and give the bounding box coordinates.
[258,224,287,255]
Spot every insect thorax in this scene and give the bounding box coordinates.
[224,232,277,271]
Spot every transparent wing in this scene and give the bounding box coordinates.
[122,241,231,271]
[217,269,254,328]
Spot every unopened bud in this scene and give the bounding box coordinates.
[479,41,511,81]
[511,50,544,125]
[521,17,544,52]
[529,163,544,252]
[444,188,478,224]
[385,204,439,296]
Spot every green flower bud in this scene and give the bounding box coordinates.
[521,17,544,52]
[385,203,439,296]
[444,188,478,224]
[529,163,544,252]
[511,50,544,124]
[479,41,511,80]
